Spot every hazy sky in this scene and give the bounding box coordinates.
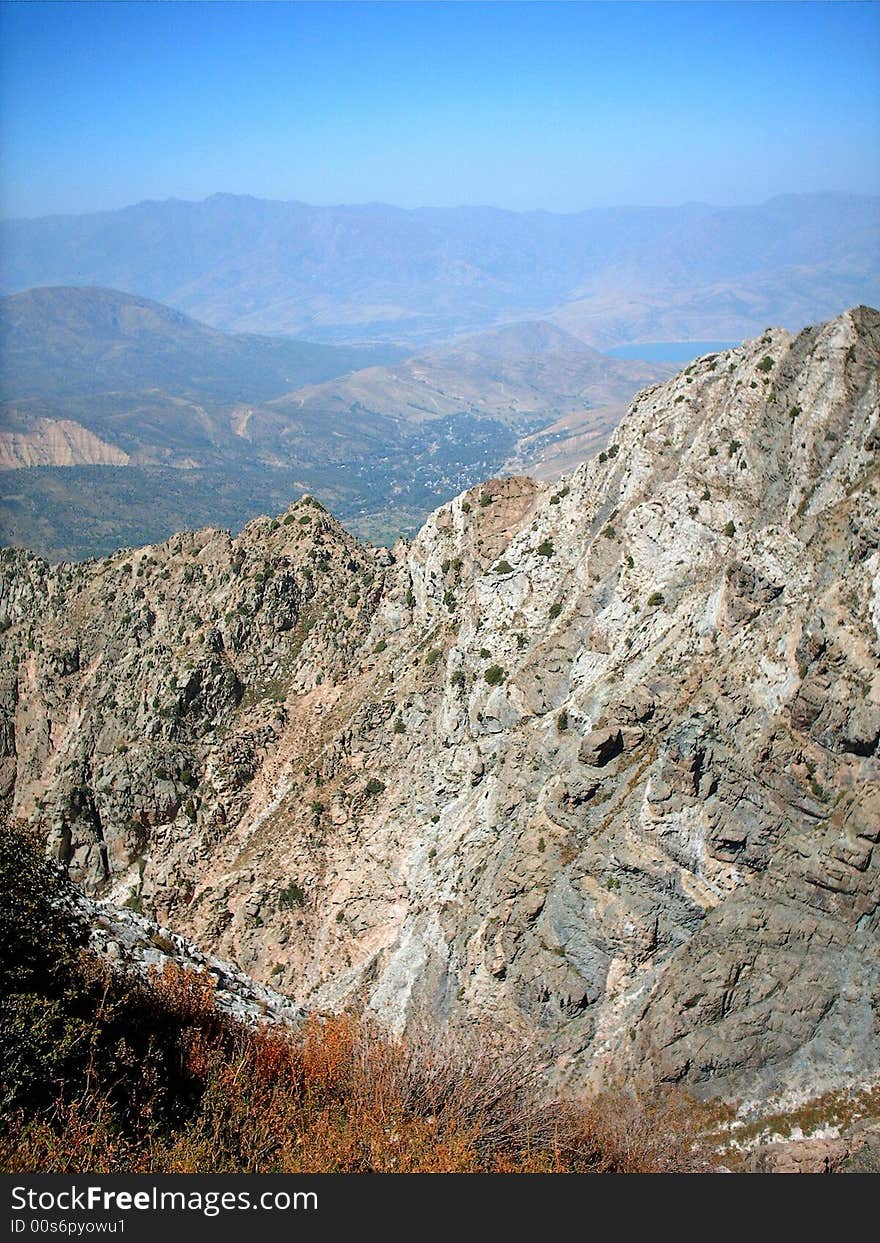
[1,1,878,219]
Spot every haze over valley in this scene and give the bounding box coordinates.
[2,188,879,558]
[0,284,674,557]
[3,192,878,346]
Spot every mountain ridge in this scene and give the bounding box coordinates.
[0,284,406,400]
[1,306,878,1109]
[3,193,877,345]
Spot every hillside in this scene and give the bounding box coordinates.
[2,822,711,1174]
[0,290,671,558]
[269,322,667,428]
[0,286,407,474]
[0,285,405,402]
[1,307,878,1117]
[2,194,878,345]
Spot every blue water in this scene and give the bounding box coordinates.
[606,340,739,362]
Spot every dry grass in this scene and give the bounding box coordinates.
[707,1082,880,1168]
[1,962,710,1174]
[0,815,712,1174]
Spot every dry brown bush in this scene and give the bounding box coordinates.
[1,1000,711,1174]
[1,816,712,1174]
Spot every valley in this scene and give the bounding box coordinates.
[3,0,879,1186]
[0,289,671,558]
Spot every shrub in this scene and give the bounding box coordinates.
[425,648,441,666]
[494,560,514,575]
[0,825,714,1175]
[647,591,665,607]
[484,665,505,686]
[549,602,562,619]
[1,817,224,1129]
[479,493,492,508]
[278,881,306,910]
[393,718,406,735]
[557,709,568,732]
[723,520,736,538]
[756,356,774,373]
[373,639,387,654]
[0,821,92,1112]
[537,540,554,558]
[365,778,386,796]
[0,988,713,1174]
[569,1086,712,1173]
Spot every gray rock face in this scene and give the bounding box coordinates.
[2,307,879,1108]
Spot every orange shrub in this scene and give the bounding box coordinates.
[0,941,712,1175]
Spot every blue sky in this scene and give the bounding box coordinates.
[1,1,878,218]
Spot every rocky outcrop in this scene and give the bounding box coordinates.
[2,307,879,1108]
[0,497,387,896]
[0,414,130,469]
[77,890,302,1026]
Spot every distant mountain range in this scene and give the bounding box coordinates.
[2,193,878,345]
[0,287,671,558]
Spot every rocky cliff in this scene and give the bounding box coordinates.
[2,306,878,1107]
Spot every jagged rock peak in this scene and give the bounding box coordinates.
[1,307,878,1109]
